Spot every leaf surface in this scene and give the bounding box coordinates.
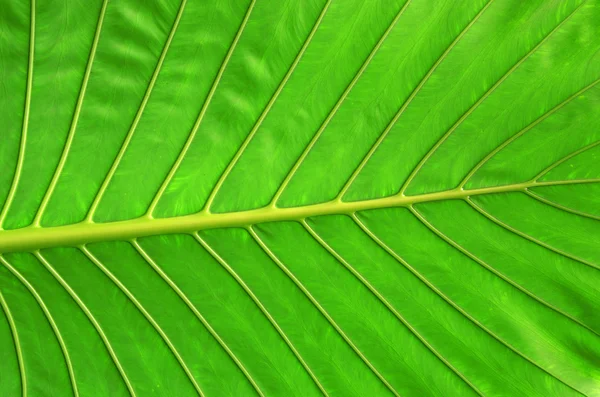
[0,0,599,396]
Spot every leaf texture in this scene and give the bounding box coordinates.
[0,0,599,396]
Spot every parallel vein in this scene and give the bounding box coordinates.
[0,255,79,397]
[247,227,400,397]
[410,206,599,336]
[81,246,204,396]
[0,288,26,397]
[203,0,332,212]
[32,0,110,226]
[399,0,586,195]
[466,198,600,271]
[524,189,600,221]
[131,240,263,397]
[194,233,327,397]
[301,220,483,397]
[146,0,257,217]
[337,0,495,200]
[460,78,600,188]
[0,0,36,228]
[86,0,189,221]
[34,252,135,397]
[271,0,414,206]
[352,214,586,396]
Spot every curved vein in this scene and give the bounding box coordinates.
[301,220,483,397]
[524,189,600,221]
[398,1,586,196]
[131,239,262,397]
[410,206,600,336]
[533,139,600,182]
[86,0,188,222]
[246,227,400,397]
[337,0,495,200]
[33,252,136,397]
[193,232,326,397]
[203,0,332,212]
[0,255,79,397]
[80,245,204,396]
[459,78,600,188]
[270,0,414,206]
[144,0,256,217]
[0,0,36,228]
[0,288,26,397]
[351,214,586,396]
[32,0,109,226]
[466,198,600,271]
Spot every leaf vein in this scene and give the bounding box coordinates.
[81,245,204,396]
[247,226,400,397]
[194,232,327,397]
[86,0,189,221]
[524,189,600,221]
[399,0,587,196]
[145,0,257,217]
[352,213,586,396]
[131,240,263,397]
[0,255,79,397]
[337,0,495,200]
[466,198,600,271]
[534,139,600,182]
[33,252,136,397]
[459,78,600,188]
[0,287,26,397]
[203,0,332,212]
[270,0,414,206]
[301,219,484,397]
[411,206,600,336]
[0,0,36,228]
[32,0,110,226]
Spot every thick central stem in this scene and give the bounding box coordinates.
[0,179,588,253]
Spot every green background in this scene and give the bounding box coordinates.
[0,0,599,395]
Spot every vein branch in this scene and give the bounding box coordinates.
[33,252,136,397]
[533,139,600,182]
[270,0,413,206]
[0,255,79,397]
[352,213,586,396]
[466,198,600,271]
[410,206,599,336]
[0,287,26,397]
[247,227,401,397]
[398,1,586,196]
[145,0,256,217]
[32,0,109,227]
[337,0,495,201]
[203,0,332,213]
[81,245,204,396]
[524,189,600,221]
[301,220,484,397]
[131,240,262,397]
[86,0,189,222]
[195,232,329,396]
[0,0,36,229]
[459,78,600,189]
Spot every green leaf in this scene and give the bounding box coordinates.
[0,0,599,395]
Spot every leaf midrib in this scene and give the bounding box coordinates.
[0,179,595,254]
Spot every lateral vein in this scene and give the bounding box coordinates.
[0,0,36,228]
